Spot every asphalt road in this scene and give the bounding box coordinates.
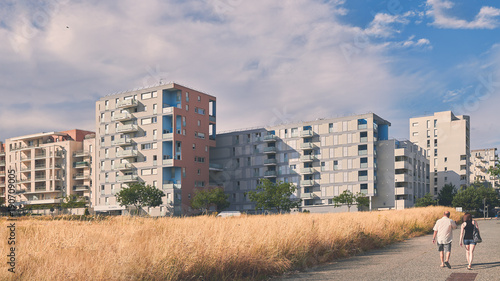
[277,219,500,281]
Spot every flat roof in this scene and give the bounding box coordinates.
[8,132,68,141]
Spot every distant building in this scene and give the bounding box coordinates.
[3,129,95,208]
[93,83,217,216]
[0,142,6,204]
[210,113,400,213]
[375,139,430,209]
[470,148,499,189]
[409,111,470,196]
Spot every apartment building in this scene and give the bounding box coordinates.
[0,142,5,205]
[3,129,95,208]
[375,139,430,209]
[470,148,499,188]
[94,83,216,216]
[209,113,392,213]
[409,111,470,196]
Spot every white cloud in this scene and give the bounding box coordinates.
[365,12,413,38]
[426,0,500,29]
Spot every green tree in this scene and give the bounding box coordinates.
[191,187,230,214]
[438,184,457,206]
[489,163,500,177]
[247,179,301,213]
[452,183,499,214]
[116,182,165,215]
[332,190,368,212]
[415,193,436,207]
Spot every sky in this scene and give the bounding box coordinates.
[0,0,499,150]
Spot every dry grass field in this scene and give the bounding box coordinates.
[0,206,460,281]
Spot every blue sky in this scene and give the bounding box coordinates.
[0,0,499,149]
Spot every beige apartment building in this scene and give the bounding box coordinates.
[409,111,470,196]
[2,130,94,208]
[0,142,5,205]
[94,83,216,216]
[210,113,396,213]
[470,148,499,189]
[375,139,430,209]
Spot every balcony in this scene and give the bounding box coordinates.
[300,143,316,149]
[73,185,89,192]
[22,198,63,205]
[264,159,277,165]
[263,147,277,153]
[358,124,368,130]
[111,112,133,122]
[34,164,47,170]
[300,180,315,186]
[73,150,90,158]
[73,173,90,180]
[115,163,133,170]
[395,174,410,182]
[117,99,138,108]
[116,175,139,182]
[162,183,181,190]
[0,160,5,166]
[18,177,32,184]
[162,106,174,114]
[34,175,46,182]
[20,155,32,161]
[116,150,138,158]
[264,170,277,177]
[163,159,173,166]
[209,115,216,123]
[358,150,368,156]
[209,163,223,171]
[300,155,316,162]
[163,133,173,140]
[263,135,277,142]
[300,130,313,137]
[20,166,31,172]
[358,176,368,181]
[301,193,318,199]
[300,168,315,174]
[74,161,89,168]
[395,187,412,195]
[395,161,411,170]
[116,124,138,133]
[112,138,133,146]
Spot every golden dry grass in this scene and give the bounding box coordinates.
[0,206,460,281]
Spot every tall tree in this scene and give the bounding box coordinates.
[247,179,301,213]
[116,182,165,215]
[191,187,230,214]
[415,193,436,207]
[332,190,369,212]
[452,183,500,214]
[437,184,456,206]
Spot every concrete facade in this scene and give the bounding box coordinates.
[94,83,216,216]
[209,113,392,213]
[470,148,499,189]
[409,111,470,196]
[2,130,94,208]
[375,139,430,210]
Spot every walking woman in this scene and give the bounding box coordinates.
[459,212,478,270]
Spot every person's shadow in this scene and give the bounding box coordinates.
[456,261,500,269]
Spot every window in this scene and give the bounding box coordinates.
[427,140,430,148]
[195,108,205,115]
[434,149,437,157]
[195,132,205,139]
[186,105,189,111]
[412,132,419,136]
[444,157,447,162]
[333,160,339,170]
[105,100,109,110]
[186,92,189,102]
[427,120,430,128]
[412,122,419,127]
[360,157,368,168]
[434,139,437,147]
[434,119,437,127]
[427,130,430,137]
[142,143,152,150]
[193,144,196,150]
[198,96,201,101]
[152,117,157,123]
[182,117,186,127]
[142,118,152,125]
[197,120,201,126]
[141,92,152,100]
[434,129,437,137]
[197,169,201,175]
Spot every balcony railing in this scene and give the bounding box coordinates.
[116,175,139,182]
[209,163,223,171]
[264,171,277,177]
[117,99,138,108]
[74,161,89,168]
[209,115,216,122]
[358,175,368,181]
[358,124,368,130]
[301,193,318,199]
[300,155,316,162]
[163,106,174,114]
[264,159,277,165]
[111,138,133,146]
[300,168,315,174]
[73,173,90,180]
[116,150,138,158]
[300,180,315,186]
[111,112,133,122]
[300,143,315,149]
[73,150,90,157]
[163,159,173,166]
[73,185,90,191]
[163,133,173,140]
[116,124,138,133]
[263,135,277,142]
[263,147,277,153]
[358,150,368,156]
[300,130,313,137]
[115,163,133,170]
[0,161,5,166]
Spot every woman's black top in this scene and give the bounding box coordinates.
[464,220,474,240]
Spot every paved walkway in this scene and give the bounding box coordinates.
[277,219,500,281]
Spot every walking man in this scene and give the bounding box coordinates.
[432,211,457,268]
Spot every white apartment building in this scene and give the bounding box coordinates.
[375,139,430,209]
[470,148,499,189]
[409,111,470,196]
[210,113,393,213]
[0,142,5,205]
[94,83,216,216]
[3,130,95,208]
